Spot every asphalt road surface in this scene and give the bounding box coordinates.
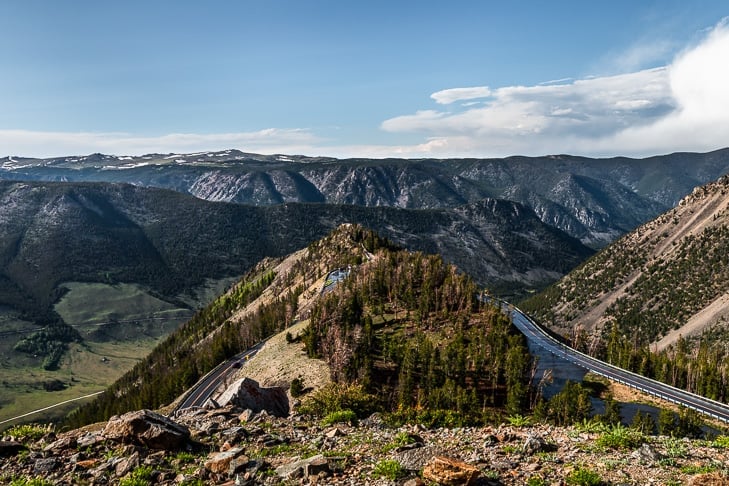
[175,343,263,411]
[507,303,729,423]
[177,268,352,412]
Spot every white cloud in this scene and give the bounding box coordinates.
[379,19,729,158]
[0,128,321,158]
[3,21,728,160]
[430,86,492,104]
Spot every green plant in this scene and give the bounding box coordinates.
[679,464,719,475]
[711,435,729,449]
[174,451,196,464]
[9,477,54,486]
[484,470,500,480]
[565,466,603,486]
[298,383,379,418]
[502,444,518,454]
[290,377,305,397]
[180,480,205,486]
[526,476,548,486]
[119,465,154,486]
[507,414,532,427]
[381,431,418,453]
[662,437,688,458]
[372,459,405,481]
[6,423,52,442]
[574,418,609,434]
[321,409,358,426]
[595,424,645,450]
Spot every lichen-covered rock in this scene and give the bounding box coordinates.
[689,472,729,486]
[103,409,190,450]
[422,456,480,486]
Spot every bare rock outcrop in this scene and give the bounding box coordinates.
[216,377,289,417]
[103,409,190,450]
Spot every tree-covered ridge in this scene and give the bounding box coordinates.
[522,175,729,345]
[65,225,395,427]
[303,249,534,422]
[519,175,729,409]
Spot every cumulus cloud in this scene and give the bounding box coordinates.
[4,21,728,160]
[0,128,320,158]
[381,19,729,158]
[430,86,492,104]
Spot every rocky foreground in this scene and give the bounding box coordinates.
[2,404,729,485]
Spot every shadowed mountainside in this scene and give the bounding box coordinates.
[4,148,729,247]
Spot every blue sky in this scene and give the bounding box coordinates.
[1,1,727,158]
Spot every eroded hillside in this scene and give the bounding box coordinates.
[523,174,729,349]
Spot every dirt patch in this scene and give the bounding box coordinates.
[228,320,331,392]
[654,292,729,351]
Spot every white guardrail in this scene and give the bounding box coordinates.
[503,300,729,423]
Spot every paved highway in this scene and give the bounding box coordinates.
[176,268,352,412]
[506,302,729,423]
[175,343,263,411]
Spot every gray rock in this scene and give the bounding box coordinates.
[103,409,190,450]
[114,451,140,477]
[33,457,59,474]
[631,443,663,463]
[522,433,552,455]
[395,445,443,471]
[275,454,332,479]
[76,432,105,448]
[43,435,77,452]
[217,378,290,417]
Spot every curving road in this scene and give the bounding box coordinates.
[506,302,729,423]
[175,343,263,411]
[176,268,352,412]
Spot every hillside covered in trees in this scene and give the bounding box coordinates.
[522,175,729,407]
[68,225,548,428]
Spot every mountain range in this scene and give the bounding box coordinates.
[4,148,729,247]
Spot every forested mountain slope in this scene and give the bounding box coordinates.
[68,225,534,427]
[522,174,729,349]
[0,180,589,370]
[4,148,729,246]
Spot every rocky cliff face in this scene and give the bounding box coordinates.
[4,148,729,247]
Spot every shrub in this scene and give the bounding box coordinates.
[297,383,379,418]
[119,465,154,486]
[526,476,548,486]
[6,424,52,442]
[595,424,645,450]
[384,407,470,428]
[711,435,729,449]
[372,459,405,480]
[565,466,603,486]
[321,409,358,426]
[507,414,532,427]
[289,377,305,398]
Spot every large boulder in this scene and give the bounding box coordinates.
[204,447,247,475]
[216,378,289,417]
[103,409,190,450]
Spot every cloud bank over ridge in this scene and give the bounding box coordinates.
[380,19,729,158]
[3,20,728,159]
